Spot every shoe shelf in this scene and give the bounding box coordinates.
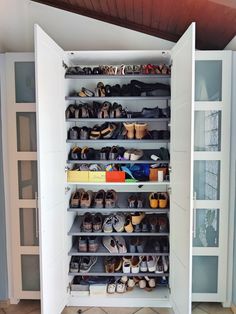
[67,149,169,164]
[65,96,171,101]
[67,159,169,165]
[68,216,169,237]
[68,207,169,214]
[68,257,169,277]
[65,74,171,80]
[67,181,170,186]
[68,192,170,214]
[67,139,170,144]
[66,118,170,123]
[68,245,169,257]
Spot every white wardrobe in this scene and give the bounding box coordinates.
[1,22,234,314]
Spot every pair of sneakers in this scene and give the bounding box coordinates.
[103,213,125,232]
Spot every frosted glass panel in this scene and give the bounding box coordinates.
[16,113,37,152]
[193,209,219,247]
[15,62,35,103]
[194,161,220,200]
[18,161,38,199]
[194,111,221,151]
[192,256,218,293]
[20,208,38,246]
[21,255,40,291]
[195,60,222,101]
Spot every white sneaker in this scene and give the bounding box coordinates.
[114,236,127,253]
[147,256,157,272]
[140,256,148,272]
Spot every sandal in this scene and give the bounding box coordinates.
[90,125,101,140]
[78,87,94,97]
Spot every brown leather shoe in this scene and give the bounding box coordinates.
[105,190,117,208]
[80,190,93,208]
[82,212,93,232]
[94,190,105,208]
[92,213,103,232]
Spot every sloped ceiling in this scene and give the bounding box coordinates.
[31,0,236,49]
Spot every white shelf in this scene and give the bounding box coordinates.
[67,181,170,186]
[69,286,170,307]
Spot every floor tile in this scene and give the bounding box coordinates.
[198,303,233,314]
[192,308,208,314]
[62,307,91,314]
[192,303,201,310]
[0,310,5,314]
[28,310,41,314]
[102,307,140,314]
[4,300,40,314]
[83,308,106,314]
[151,308,174,314]
[134,308,157,314]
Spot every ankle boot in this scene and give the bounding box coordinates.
[123,122,135,139]
[135,123,147,139]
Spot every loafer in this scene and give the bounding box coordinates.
[158,217,169,233]
[105,189,117,208]
[77,236,87,252]
[94,190,105,208]
[88,236,99,252]
[80,256,97,273]
[148,214,158,233]
[70,189,82,208]
[92,213,103,232]
[102,236,118,253]
[81,212,93,232]
[80,190,93,208]
[128,195,137,208]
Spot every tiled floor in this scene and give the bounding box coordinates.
[0,301,233,314]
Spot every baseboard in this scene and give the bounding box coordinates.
[0,299,10,308]
[231,304,236,314]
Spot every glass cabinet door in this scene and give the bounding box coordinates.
[5,55,39,299]
[192,51,231,302]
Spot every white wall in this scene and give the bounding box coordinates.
[0,0,174,52]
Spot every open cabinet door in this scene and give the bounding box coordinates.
[170,23,195,314]
[34,25,67,314]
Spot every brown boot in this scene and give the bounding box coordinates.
[123,122,135,139]
[135,123,147,139]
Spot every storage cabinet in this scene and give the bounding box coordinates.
[1,23,233,314]
[34,23,195,314]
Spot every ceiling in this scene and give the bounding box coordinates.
[31,0,236,50]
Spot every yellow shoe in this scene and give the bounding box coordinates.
[149,192,159,209]
[124,215,134,233]
[131,212,145,225]
[159,193,168,208]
